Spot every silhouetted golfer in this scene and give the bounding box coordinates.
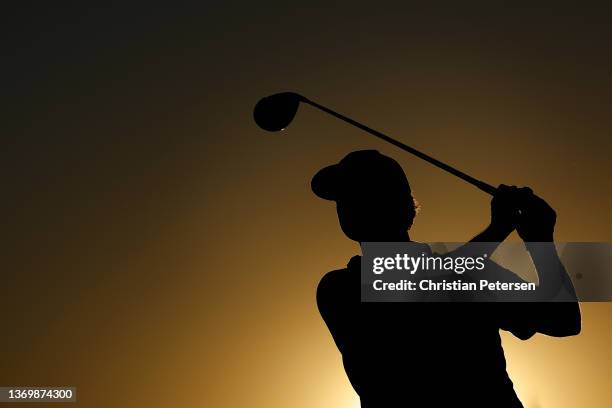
[313,150,581,408]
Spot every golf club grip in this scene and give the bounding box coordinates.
[301,97,498,196]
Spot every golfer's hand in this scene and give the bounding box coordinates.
[515,188,556,242]
[490,184,521,236]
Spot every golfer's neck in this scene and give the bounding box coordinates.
[393,230,411,242]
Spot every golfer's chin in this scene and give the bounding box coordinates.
[339,223,409,243]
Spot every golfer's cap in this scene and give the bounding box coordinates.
[311,150,411,201]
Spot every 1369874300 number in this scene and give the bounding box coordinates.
[0,387,76,402]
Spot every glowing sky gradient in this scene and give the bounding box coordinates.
[2,3,612,407]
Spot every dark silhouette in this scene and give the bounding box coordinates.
[313,150,581,408]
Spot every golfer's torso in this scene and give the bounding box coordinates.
[334,273,522,407]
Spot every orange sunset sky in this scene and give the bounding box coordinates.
[2,3,612,407]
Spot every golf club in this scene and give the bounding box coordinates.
[253,92,498,196]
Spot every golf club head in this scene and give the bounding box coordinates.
[253,92,302,132]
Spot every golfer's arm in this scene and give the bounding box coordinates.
[470,223,512,242]
[527,243,581,336]
[467,223,513,257]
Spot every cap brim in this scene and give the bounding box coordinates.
[311,164,342,201]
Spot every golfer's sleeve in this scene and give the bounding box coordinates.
[316,271,351,353]
[483,260,538,339]
[497,303,538,340]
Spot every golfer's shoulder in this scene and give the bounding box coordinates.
[316,269,350,318]
[317,256,359,308]
[317,266,355,306]
[317,268,349,298]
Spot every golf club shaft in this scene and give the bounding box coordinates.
[301,97,498,196]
